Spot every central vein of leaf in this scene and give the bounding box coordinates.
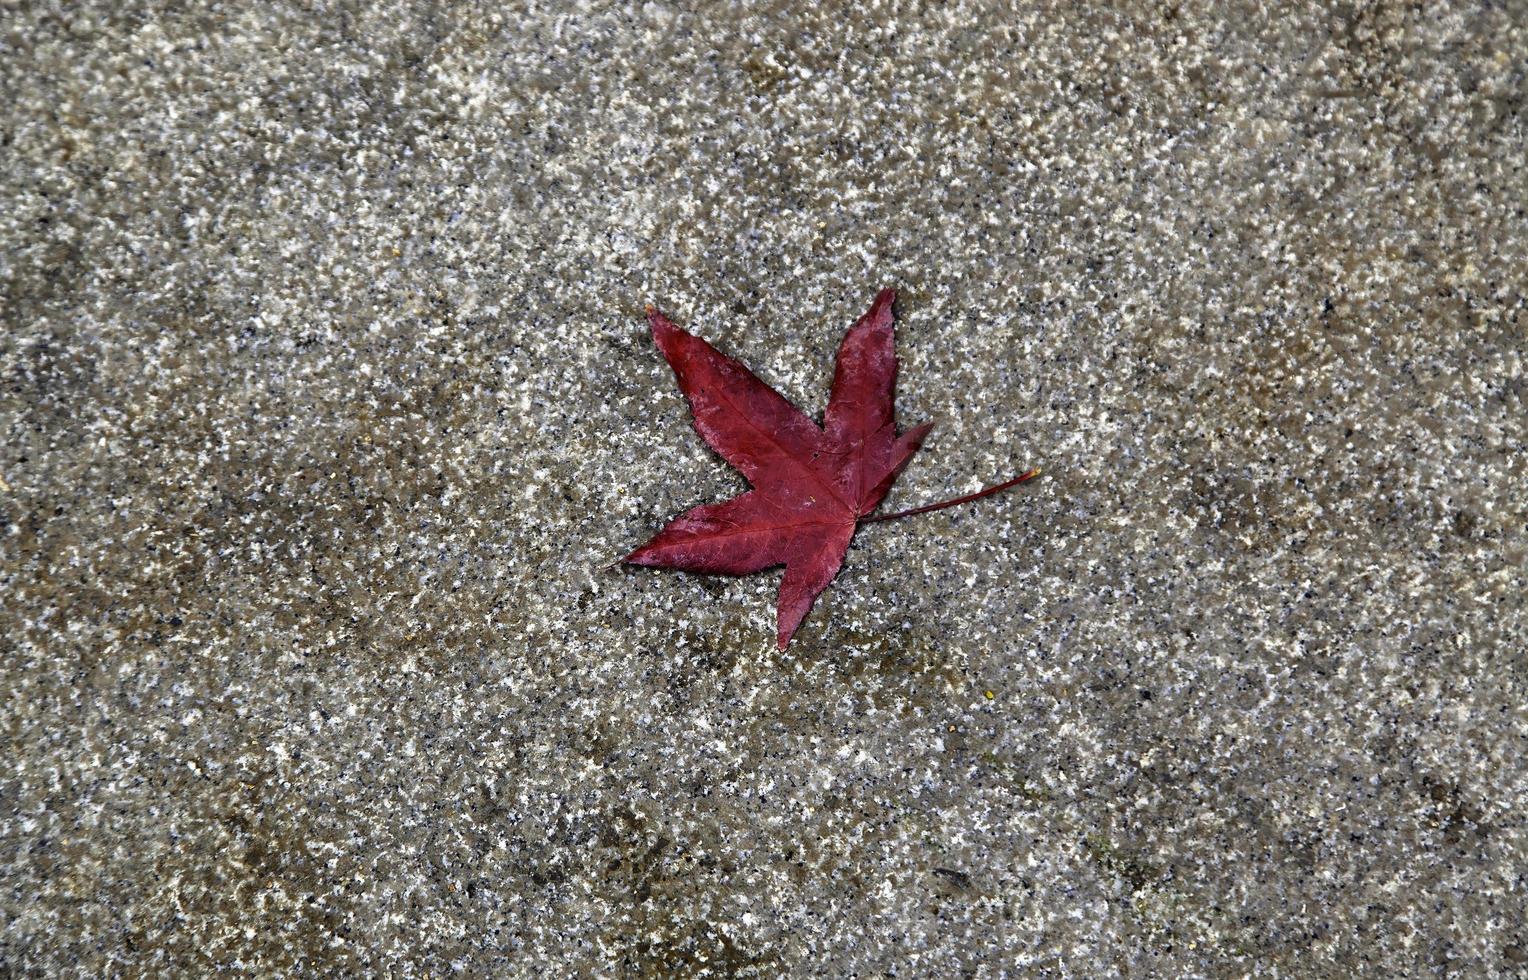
[708,382,853,515]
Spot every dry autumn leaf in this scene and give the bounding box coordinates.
[625,288,1038,648]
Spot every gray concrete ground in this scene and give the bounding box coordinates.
[4,1,1525,975]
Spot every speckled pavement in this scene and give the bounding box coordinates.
[4,1,1525,975]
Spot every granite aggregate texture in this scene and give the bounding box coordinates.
[3,0,1526,976]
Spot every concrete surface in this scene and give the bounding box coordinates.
[3,0,1525,975]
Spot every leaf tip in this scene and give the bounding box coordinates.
[645,304,679,343]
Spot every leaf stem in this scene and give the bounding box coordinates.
[862,467,1041,524]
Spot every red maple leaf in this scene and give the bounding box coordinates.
[625,289,1038,649]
